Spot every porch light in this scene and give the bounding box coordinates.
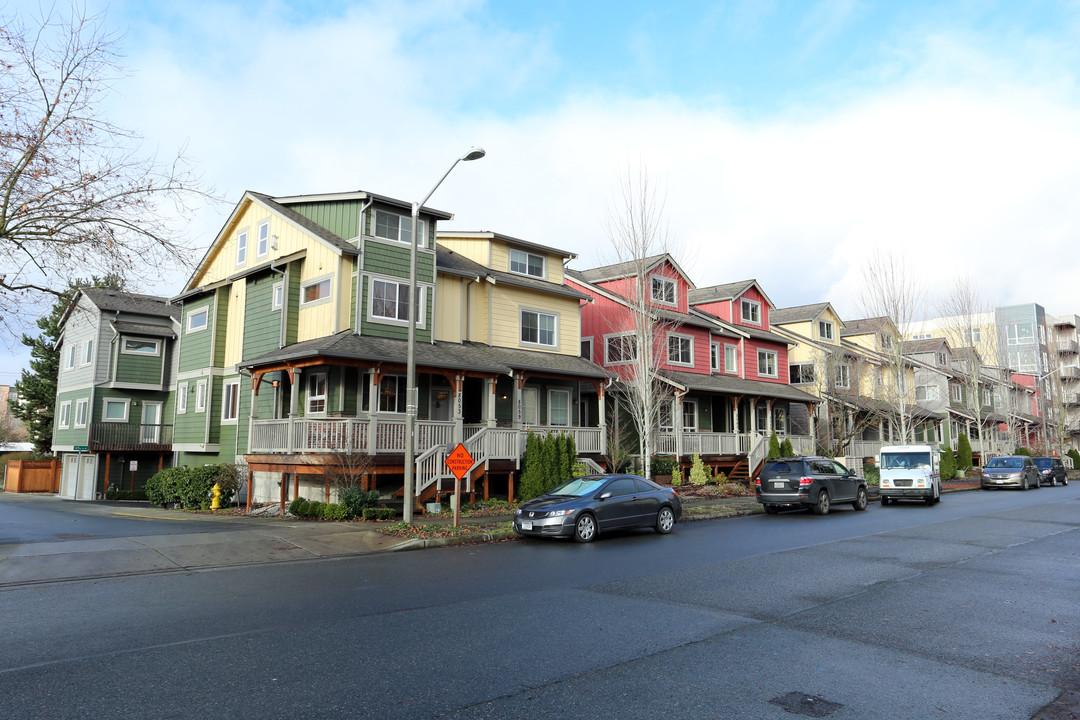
[403,147,486,524]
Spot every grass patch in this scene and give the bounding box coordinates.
[380,521,513,540]
[425,499,518,519]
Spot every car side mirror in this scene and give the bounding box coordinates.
[599,492,612,500]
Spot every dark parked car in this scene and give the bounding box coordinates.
[1032,457,1068,486]
[981,456,1041,490]
[754,456,868,515]
[513,474,682,543]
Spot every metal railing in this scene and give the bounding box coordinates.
[89,423,173,451]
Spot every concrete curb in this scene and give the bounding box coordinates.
[391,530,518,551]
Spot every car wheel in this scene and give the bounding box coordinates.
[853,487,867,511]
[1021,476,1029,491]
[655,506,675,534]
[574,513,597,543]
[1051,477,1057,487]
[812,489,830,515]
[1064,476,1069,486]
[924,493,935,506]
[934,483,941,503]
[880,495,890,506]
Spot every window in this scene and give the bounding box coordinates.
[58,401,71,429]
[103,398,129,422]
[818,320,834,340]
[651,276,676,305]
[659,401,674,432]
[177,381,188,414]
[222,379,240,422]
[937,352,947,366]
[122,338,160,355]
[521,310,557,347]
[74,398,88,428]
[549,389,570,426]
[272,282,284,310]
[773,407,786,435]
[963,328,982,345]
[374,210,425,246]
[724,345,738,375]
[667,334,693,365]
[682,399,697,431]
[509,248,545,278]
[880,334,894,351]
[1007,323,1033,345]
[64,343,77,370]
[915,385,939,401]
[81,339,94,366]
[370,278,411,322]
[1039,325,1046,343]
[710,342,720,371]
[951,384,962,402]
[790,363,815,385]
[580,338,592,361]
[834,365,850,389]
[522,387,538,425]
[741,299,761,325]
[982,387,992,406]
[756,405,768,432]
[302,277,332,306]
[757,349,778,378]
[605,333,637,365]
[236,230,248,265]
[195,379,207,413]
[307,372,327,414]
[256,221,270,258]
[911,333,931,340]
[187,308,209,333]
[379,375,407,413]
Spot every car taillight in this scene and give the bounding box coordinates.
[799,476,814,486]
[754,478,761,487]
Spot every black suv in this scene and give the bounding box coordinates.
[1033,457,1069,487]
[755,456,869,515]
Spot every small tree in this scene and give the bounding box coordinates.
[956,434,973,470]
[779,438,794,457]
[1068,448,1080,469]
[519,431,544,501]
[940,448,957,481]
[541,433,560,494]
[767,432,781,460]
[688,453,709,486]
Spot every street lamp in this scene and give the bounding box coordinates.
[403,147,486,523]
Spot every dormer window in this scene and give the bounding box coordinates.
[937,352,947,366]
[741,299,761,325]
[880,333,894,350]
[509,248,545,278]
[818,320,834,340]
[651,276,676,305]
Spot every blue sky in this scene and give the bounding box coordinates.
[5,0,1080,383]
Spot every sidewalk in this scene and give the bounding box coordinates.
[0,484,980,587]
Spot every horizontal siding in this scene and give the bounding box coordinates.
[244,273,283,358]
[178,298,215,372]
[115,348,164,385]
[224,279,247,368]
[489,286,580,355]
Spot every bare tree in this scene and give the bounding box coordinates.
[601,164,679,479]
[938,277,998,453]
[323,448,375,499]
[858,252,926,444]
[0,5,215,337]
[810,348,884,456]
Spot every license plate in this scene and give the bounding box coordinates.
[996,479,1004,484]
[522,521,533,530]
[772,481,785,489]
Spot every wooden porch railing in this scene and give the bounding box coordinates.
[89,423,173,451]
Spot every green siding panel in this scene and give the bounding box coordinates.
[115,348,165,385]
[244,273,283,359]
[178,298,214,372]
[290,200,363,241]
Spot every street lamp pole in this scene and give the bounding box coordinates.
[403,148,486,524]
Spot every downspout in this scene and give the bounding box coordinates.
[269,259,287,349]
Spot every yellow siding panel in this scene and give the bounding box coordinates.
[434,276,465,342]
[224,279,247,367]
[488,285,580,355]
[437,237,488,265]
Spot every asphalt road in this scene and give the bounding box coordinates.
[1,485,1079,719]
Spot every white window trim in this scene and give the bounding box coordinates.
[74,398,88,428]
[667,332,694,367]
[710,341,721,372]
[951,384,962,402]
[372,209,427,248]
[790,362,815,385]
[650,275,677,306]
[187,307,209,334]
[521,387,539,426]
[366,276,427,328]
[682,399,698,431]
[177,381,188,414]
[80,339,94,366]
[58,400,72,429]
[724,344,739,375]
[307,372,328,416]
[121,337,162,356]
[604,331,638,366]
[64,344,77,370]
[221,379,241,424]
[580,337,593,361]
[508,247,546,279]
[102,397,131,423]
[757,349,778,378]
[235,228,249,266]
[741,299,762,325]
[818,320,834,341]
[195,379,207,413]
[519,307,559,349]
[835,365,851,390]
[548,388,571,427]
[301,275,334,308]
[272,281,284,310]
[256,220,270,259]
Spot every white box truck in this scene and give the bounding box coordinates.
[878,444,941,506]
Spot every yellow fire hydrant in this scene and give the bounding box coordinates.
[211,482,221,510]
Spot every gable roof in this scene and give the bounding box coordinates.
[571,253,693,288]
[436,246,589,301]
[80,288,180,320]
[771,302,840,327]
[901,337,950,355]
[688,279,774,309]
[840,316,893,337]
[436,231,577,260]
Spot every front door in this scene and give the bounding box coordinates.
[429,385,451,422]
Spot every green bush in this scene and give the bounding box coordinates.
[340,487,381,519]
[688,453,709,486]
[1068,449,1080,469]
[767,432,781,460]
[146,464,237,509]
[862,462,879,485]
[288,497,308,516]
[957,434,973,470]
[104,489,148,501]
[362,507,396,521]
[650,455,676,477]
[940,448,957,481]
[671,463,683,486]
[779,438,794,457]
[518,431,544,501]
[322,503,347,521]
[1014,446,1033,456]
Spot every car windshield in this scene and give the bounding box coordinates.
[548,477,607,497]
[880,452,931,470]
[986,457,1022,469]
[1033,458,1053,469]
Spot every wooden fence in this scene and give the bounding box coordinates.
[4,459,61,493]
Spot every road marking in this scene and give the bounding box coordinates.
[111,512,187,521]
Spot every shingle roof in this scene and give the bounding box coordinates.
[771,303,833,326]
[662,369,820,404]
[570,254,670,284]
[82,288,180,320]
[436,246,589,301]
[901,337,948,355]
[111,321,177,339]
[687,280,756,304]
[840,316,890,336]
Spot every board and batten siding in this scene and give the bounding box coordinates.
[434,275,466,343]
[223,279,247,368]
[289,200,363,242]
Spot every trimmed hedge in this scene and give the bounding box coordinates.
[145,464,238,510]
[104,489,148,502]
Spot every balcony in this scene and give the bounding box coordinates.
[1059,340,1079,355]
[655,432,815,457]
[89,423,173,452]
[1060,366,1080,381]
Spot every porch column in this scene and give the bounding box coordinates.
[731,396,740,436]
[674,393,684,461]
[598,384,607,456]
[367,370,379,455]
[513,376,523,428]
[806,403,817,447]
[750,398,759,436]
[765,398,775,435]
[287,367,302,454]
[486,379,497,429]
[453,374,464,444]
[248,382,259,454]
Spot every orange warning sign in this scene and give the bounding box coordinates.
[445,443,474,480]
